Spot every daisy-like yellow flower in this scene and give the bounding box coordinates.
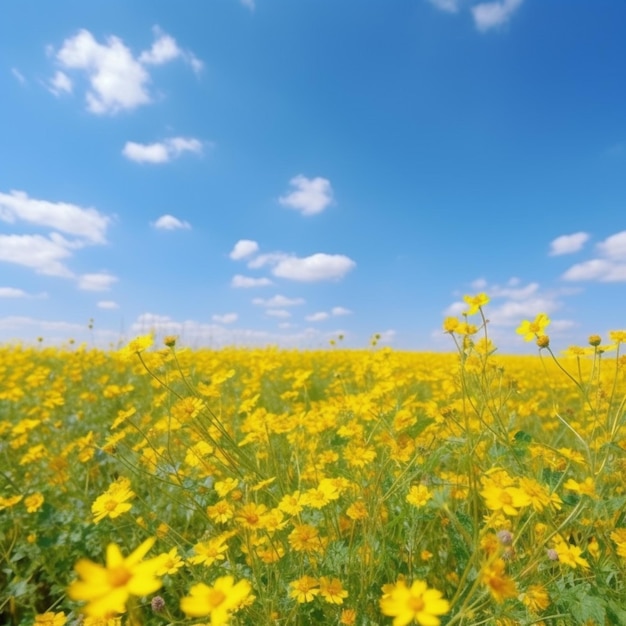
[117,334,153,361]
[289,575,320,603]
[610,528,626,557]
[180,575,252,623]
[552,536,589,569]
[34,611,66,626]
[521,584,550,613]
[24,492,45,513]
[481,558,517,603]
[380,579,449,626]
[319,577,349,605]
[91,478,135,524]
[406,485,432,508]
[480,483,531,516]
[516,313,550,342]
[463,292,490,315]
[155,547,185,576]
[67,538,163,617]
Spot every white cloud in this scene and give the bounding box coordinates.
[230,239,259,260]
[305,312,329,322]
[231,274,273,288]
[267,309,291,318]
[597,230,626,260]
[248,252,288,269]
[272,253,356,282]
[0,190,110,243]
[49,70,72,96]
[549,232,590,256]
[54,27,202,114]
[472,0,524,32]
[279,175,334,216]
[212,313,238,324]
[562,231,626,283]
[0,287,28,298]
[153,214,191,230]
[97,300,119,309]
[240,0,256,10]
[253,295,305,307]
[427,0,460,13]
[138,29,182,65]
[0,234,74,277]
[331,306,352,316]
[123,137,203,163]
[11,68,26,84]
[78,272,118,291]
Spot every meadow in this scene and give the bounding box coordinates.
[1,298,626,626]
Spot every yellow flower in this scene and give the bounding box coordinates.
[91,478,135,523]
[380,579,449,626]
[25,492,45,513]
[480,483,531,516]
[553,536,589,569]
[463,293,490,315]
[289,575,320,603]
[34,612,66,626]
[481,558,517,603]
[67,538,163,617]
[319,577,348,604]
[155,548,184,576]
[117,334,153,360]
[180,576,252,623]
[406,485,432,508]
[610,528,626,557]
[442,317,460,333]
[521,584,550,613]
[516,313,550,342]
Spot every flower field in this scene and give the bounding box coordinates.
[2,300,626,625]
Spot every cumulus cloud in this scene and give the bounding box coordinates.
[305,312,329,322]
[153,214,191,230]
[0,234,74,277]
[549,232,590,256]
[123,137,203,163]
[53,27,202,114]
[97,300,119,309]
[427,0,460,12]
[562,231,626,283]
[272,253,356,282]
[472,0,524,32]
[253,295,305,307]
[0,190,110,244]
[266,309,291,318]
[331,306,352,316]
[48,70,72,96]
[279,175,334,216]
[230,239,259,260]
[212,313,238,324]
[0,287,29,298]
[78,272,118,291]
[231,275,272,288]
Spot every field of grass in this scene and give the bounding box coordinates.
[2,303,626,625]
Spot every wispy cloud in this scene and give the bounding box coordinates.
[152,214,191,230]
[48,70,72,96]
[253,295,305,307]
[562,231,626,282]
[123,137,204,164]
[52,27,202,114]
[212,313,238,324]
[472,0,524,32]
[279,175,334,216]
[97,300,119,309]
[272,253,356,282]
[230,239,259,260]
[11,68,26,84]
[427,0,461,13]
[231,275,273,288]
[78,272,118,292]
[549,232,589,256]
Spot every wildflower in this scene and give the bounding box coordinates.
[0,495,23,510]
[180,576,252,622]
[155,548,184,576]
[289,523,322,553]
[24,492,45,513]
[552,537,589,569]
[443,317,459,333]
[302,479,340,508]
[82,618,122,626]
[67,538,163,617]
[319,577,349,604]
[480,483,531,516]
[278,490,304,515]
[207,500,235,524]
[536,334,550,349]
[406,484,432,508]
[188,536,230,567]
[340,608,357,625]
[608,330,626,344]
[610,528,626,557]
[289,576,320,603]
[346,500,368,520]
[588,334,602,347]
[563,477,597,498]
[234,502,268,530]
[481,558,517,603]
[117,334,153,360]
[380,579,449,626]
[91,478,135,523]
[463,293,490,315]
[215,478,239,498]
[34,612,66,626]
[521,584,550,613]
[516,313,550,342]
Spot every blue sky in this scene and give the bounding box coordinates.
[1,0,625,352]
